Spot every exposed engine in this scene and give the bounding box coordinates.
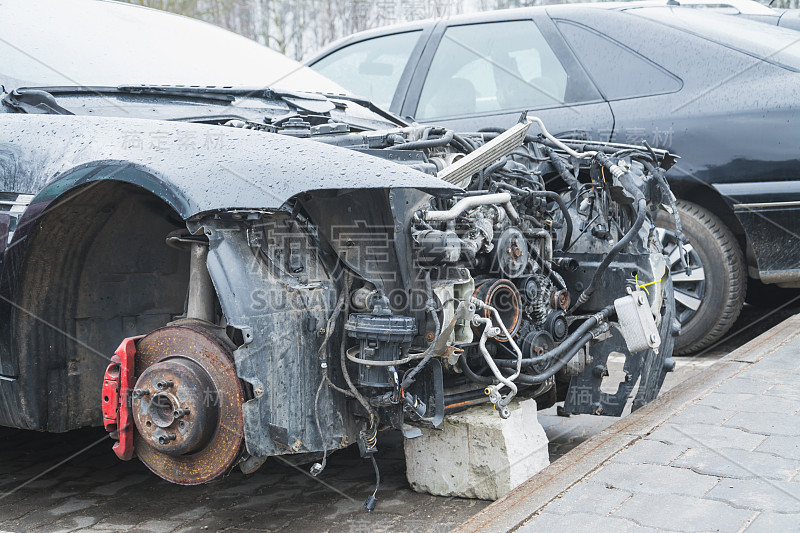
[294,116,681,429]
[102,113,684,495]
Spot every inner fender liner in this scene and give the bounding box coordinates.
[193,213,355,458]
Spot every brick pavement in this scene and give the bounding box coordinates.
[468,313,800,532]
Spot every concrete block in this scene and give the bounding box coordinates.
[403,398,549,500]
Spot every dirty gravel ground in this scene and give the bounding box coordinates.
[0,302,795,533]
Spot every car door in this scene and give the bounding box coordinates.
[400,14,614,140]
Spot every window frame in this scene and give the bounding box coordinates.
[402,12,604,121]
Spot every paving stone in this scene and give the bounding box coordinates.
[724,411,800,437]
[713,377,775,396]
[49,499,96,516]
[44,514,99,533]
[130,519,183,533]
[541,480,632,515]
[671,446,800,481]
[745,512,800,532]
[699,392,800,414]
[89,474,150,496]
[88,520,138,530]
[766,382,800,399]
[587,462,718,497]
[614,492,754,532]
[704,478,800,513]
[755,435,800,461]
[669,405,737,426]
[520,511,661,533]
[612,440,687,467]
[646,423,766,451]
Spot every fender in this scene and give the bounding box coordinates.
[0,114,457,219]
[0,114,458,430]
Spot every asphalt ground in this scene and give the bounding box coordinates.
[0,301,797,533]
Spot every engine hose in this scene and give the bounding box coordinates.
[346,345,426,366]
[569,197,647,313]
[392,129,454,150]
[452,133,477,153]
[642,159,691,275]
[496,305,613,368]
[542,145,580,199]
[517,331,595,384]
[400,274,440,390]
[459,355,493,384]
[528,191,573,250]
[493,184,573,250]
[338,275,378,422]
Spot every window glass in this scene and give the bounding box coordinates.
[556,21,681,100]
[416,21,570,120]
[312,31,422,110]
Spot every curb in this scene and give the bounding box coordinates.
[453,313,800,533]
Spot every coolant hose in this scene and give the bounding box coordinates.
[393,129,454,150]
[496,305,613,369]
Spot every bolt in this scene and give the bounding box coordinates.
[425,331,435,343]
[173,408,191,419]
[649,333,659,344]
[254,385,265,397]
[158,433,176,444]
[637,293,647,305]
[156,380,174,390]
[132,388,150,399]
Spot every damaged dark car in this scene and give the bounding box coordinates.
[0,0,680,496]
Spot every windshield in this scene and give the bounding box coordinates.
[631,7,800,71]
[0,0,346,94]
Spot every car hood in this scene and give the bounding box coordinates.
[0,114,458,218]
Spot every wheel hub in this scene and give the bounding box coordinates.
[131,325,245,485]
[133,358,219,456]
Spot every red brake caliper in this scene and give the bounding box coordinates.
[102,336,143,460]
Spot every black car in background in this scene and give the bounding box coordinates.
[307,1,800,354]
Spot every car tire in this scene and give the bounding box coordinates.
[653,200,746,355]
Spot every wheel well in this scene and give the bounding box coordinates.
[13,181,190,431]
[667,181,753,275]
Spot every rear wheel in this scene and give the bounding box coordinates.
[654,200,745,355]
[131,324,245,485]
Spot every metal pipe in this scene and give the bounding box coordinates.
[187,242,215,323]
[473,314,518,407]
[424,193,517,222]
